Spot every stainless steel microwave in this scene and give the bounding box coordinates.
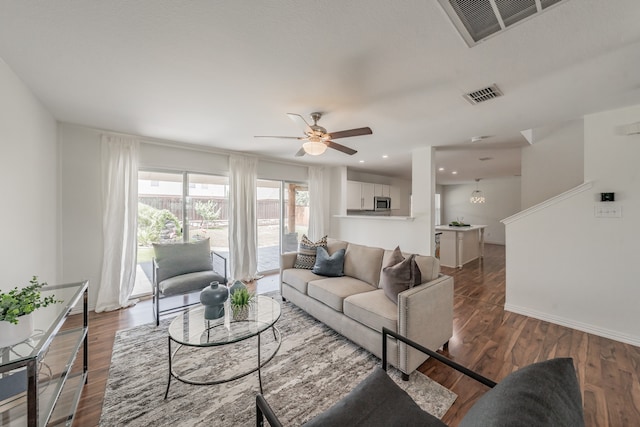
[374,196,391,211]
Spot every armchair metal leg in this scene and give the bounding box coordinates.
[155,288,160,326]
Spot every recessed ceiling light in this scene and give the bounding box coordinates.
[359,160,365,163]
[438,167,445,171]
[452,171,458,175]
[382,155,388,159]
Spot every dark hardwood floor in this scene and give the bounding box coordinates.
[68,244,640,426]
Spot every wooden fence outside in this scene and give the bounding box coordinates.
[138,196,306,224]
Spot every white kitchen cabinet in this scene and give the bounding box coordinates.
[374,184,390,197]
[361,183,375,210]
[346,181,363,209]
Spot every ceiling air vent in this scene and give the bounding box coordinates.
[463,84,503,105]
[437,0,570,46]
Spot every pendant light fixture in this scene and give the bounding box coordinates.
[470,178,485,204]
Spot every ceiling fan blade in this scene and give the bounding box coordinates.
[326,140,357,155]
[295,147,306,157]
[254,135,305,140]
[287,113,312,133]
[327,127,373,140]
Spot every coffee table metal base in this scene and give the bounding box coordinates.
[164,324,281,399]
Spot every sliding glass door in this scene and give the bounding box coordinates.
[134,170,229,297]
[256,179,281,274]
[283,182,308,253]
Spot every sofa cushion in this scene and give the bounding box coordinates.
[294,235,327,269]
[459,358,585,427]
[303,367,445,427]
[343,243,385,287]
[153,238,212,283]
[381,246,405,272]
[312,247,345,277]
[381,251,422,304]
[308,277,377,312]
[344,289,398,334]
[159,270,225,296]
[282,268,324,295]
[414,255,440,282]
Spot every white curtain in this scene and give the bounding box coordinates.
[307,166,326,240]
[229,154,258,281]
[95,135,139,312]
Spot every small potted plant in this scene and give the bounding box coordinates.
[229,287,254,321]
[0,276,61,347]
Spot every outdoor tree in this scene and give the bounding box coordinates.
[194,200,221,226]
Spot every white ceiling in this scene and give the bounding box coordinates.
[1,0,640,184]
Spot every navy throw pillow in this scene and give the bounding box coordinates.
[312,247,345,277]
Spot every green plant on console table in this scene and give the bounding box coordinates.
[449,221,470,227]
[0,276,62,324]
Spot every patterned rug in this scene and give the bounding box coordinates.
[99,300,456,426]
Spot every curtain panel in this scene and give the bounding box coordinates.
[229,154,258,281]
[95,134,139,312]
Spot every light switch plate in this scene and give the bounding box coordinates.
[594,203,622,218]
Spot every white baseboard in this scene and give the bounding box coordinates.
[505,303,640,347]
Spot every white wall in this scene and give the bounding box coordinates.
[0,59,58,290]
[442,177,521,245]
[59,124,309,309]
[504,103,640,346]
[521,119,584,209]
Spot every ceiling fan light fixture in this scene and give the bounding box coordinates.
[302,140,327,156]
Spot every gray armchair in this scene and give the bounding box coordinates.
[257,327,584,426]
[152,238,227,326]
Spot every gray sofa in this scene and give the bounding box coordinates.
[280,238,454,376]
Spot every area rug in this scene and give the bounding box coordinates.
[99,301,456,426]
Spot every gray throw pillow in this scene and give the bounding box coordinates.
[380,247,422,304]
[459,358,585,427]
[312,247,345,277]
[153,238,212,283]
[294,235,327,269]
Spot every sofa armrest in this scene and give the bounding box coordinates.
[280,251,298,271]
[396,274,454,373]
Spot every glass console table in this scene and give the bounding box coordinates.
[0,281,88,426]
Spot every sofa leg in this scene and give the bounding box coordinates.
[282,296,287,302]
[443,340,449,352]
[402,373,410,381]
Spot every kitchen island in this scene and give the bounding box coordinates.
[435,225,487,268]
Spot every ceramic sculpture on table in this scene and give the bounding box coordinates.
[228,279,247,296]
[199,281,228,320]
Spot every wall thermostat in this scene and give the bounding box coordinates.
[600,192,615,202]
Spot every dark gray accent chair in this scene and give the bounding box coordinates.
[256,327,585,426]
[152,238,227,326]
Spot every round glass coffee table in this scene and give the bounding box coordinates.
[164,294,281,399]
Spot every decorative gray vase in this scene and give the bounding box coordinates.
[229,280,246,296]
[199,281,228,320]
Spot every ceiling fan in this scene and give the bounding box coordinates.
[255,112,372,156]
